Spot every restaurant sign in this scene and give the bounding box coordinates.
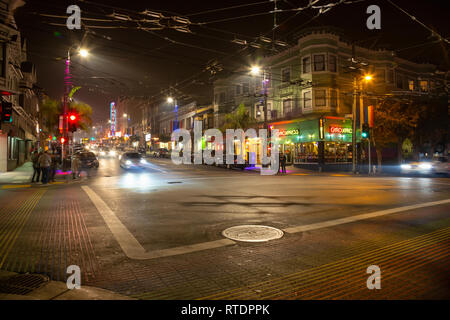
[276,128,299,137]
[329,126,352,134]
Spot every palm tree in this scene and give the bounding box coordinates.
[221,103,256,131]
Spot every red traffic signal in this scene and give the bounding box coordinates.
[69,113,77,122]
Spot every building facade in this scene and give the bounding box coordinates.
[0,0,39,172]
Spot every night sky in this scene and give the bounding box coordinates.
[14,0,450,122]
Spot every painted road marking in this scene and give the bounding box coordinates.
[330,174,350,177]
[1,185,31,189]
[283,198,450,234]
[82,186,234,260]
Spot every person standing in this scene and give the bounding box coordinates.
[31,150,41,183]
[280,153,287,174]
[38,150,52,184]
[71,155,80,180]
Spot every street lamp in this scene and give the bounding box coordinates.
[250,65,268,130]
[167,97,174,104]
[364,74,373,82]
[123,113,128,118]
[79,48,89,58]
[167,96,178,130]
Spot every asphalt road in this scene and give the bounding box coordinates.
[0,156,449,299]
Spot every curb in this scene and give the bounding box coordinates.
[0,271,134,300]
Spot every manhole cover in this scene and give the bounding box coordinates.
[0,274,49,295]
[222,225,284,242]
[168,181,182,184]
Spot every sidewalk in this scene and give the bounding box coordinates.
[0,270,134,300]
[0,162,74,185]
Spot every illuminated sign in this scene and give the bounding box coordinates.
[276,129,299,137]
[329,126,352,134]
[115,131,122,137]
[145,134,151,141]
[110,102,116,135]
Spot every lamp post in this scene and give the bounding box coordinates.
[62,47,89,160]
[352,74,373,174]
[250,66,268,130]
[167,97,178,131]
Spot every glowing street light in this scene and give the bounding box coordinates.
[250,65,261,76]
[364,74,373,81]
[167,97,174,104]
[123,113,127,118]
[79,48,89,57]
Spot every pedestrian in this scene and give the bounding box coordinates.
[50,152,59,182]
[71,155,80,180]
[280,153,287,174]
[31,150,41,183]
[38,150,52,184]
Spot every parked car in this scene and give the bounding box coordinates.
[120,152,148,169]
[151,148,170,158]
[75,152,99,169]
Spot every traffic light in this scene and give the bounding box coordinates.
[68,112,78,132]
[362,123,370,139]
[60,137,66,144]
[1,101,13,123]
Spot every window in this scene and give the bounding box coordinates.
[243,82,249,94]
[328,55,337,72]
[419,80,428,92]
[313,54,325,71]
[282,68,291,83]
[396,74,403,89]
[235,85,241,95]
[0,43,5,77]
[408,80,415,91]
[283,99,293,114]
[330,90,337,108]
[302,56,311,73]
[387,69,394,83]
[375,69,385,83]
[266,72,272,88]
[219,92,226,103]
[315,89,326,107]
[303,91,312,109]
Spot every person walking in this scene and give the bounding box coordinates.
[38,150,52,184]
[280,153,287,174]
[31,150,41,183]
[50,152,59,182]
[71,155,80,180]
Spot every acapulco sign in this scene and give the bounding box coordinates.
[329,126,352,134]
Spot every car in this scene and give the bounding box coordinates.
[120,152,148,169]
[98,147,117,158]
[400,156,449,175]
[152,148,170,158]
[75,152,99,169]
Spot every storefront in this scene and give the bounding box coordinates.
[270,117,358,166]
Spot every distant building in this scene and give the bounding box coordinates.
[0,0,40,172]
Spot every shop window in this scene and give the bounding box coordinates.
[419,80,428,92]
[302,56,311,73]
[313,54,325,71]
[282,67,291,83]
[328,54,337,72]
[314,89,326,107]
[303,91,312,109]
[408,80,415,91]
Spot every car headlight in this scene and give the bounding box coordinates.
[100,151,105,156]
[401,164,412,170]
[419,163,432,170]
[140,159,147,164]
[126,160,132,165]
[110,151,116,156]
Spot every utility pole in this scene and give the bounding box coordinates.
[263,70,268,130]
[352,76,357,174]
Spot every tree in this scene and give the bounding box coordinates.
[40,96,61,136]
[221,103,256,131]
[372,98,425,170]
